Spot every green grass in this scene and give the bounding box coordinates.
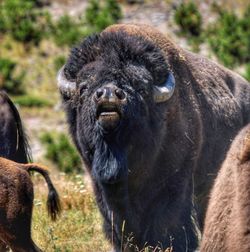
[13,94,53,107]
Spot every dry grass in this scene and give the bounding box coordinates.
[31,173,111,252]
[30,172,173,252]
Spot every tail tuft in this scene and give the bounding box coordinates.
[47,186,61,221]
[22,163,62,221]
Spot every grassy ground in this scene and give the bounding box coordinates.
[31,173,111,252]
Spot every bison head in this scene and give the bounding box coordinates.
[58,31,175,184]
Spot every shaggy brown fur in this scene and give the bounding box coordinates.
[0,157,61,252]
[200,124,250,252]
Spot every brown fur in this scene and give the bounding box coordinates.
[200,124,250,252]
[0,157,61,252]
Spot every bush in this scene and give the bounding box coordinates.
[0,0,48,44]
[0,58,25,94]
[105,0,122,23]
[50,0,122,46]
[206,6,250,67]
[51,15,87,47]
[85,0,122,32]
[174,1,202,36]
[13,95,52,107]
[40,132,82,174]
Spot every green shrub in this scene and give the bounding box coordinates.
[85,0,122,32]
[174,1,202,36]
[0,58,25,94]
[0,0,48,44]
[85,0,100,27]
[206,6,250,67]
[105,0,122,23]
[40,132,82,174]
[50,0,122,46]
[13,95,52,107]
[51,15,87,47]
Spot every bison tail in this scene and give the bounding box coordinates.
[22,164,61,221]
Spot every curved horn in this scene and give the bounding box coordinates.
[153,72,175,103]
[57,66,76,99]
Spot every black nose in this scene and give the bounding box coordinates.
[94,84,126,103]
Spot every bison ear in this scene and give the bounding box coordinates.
[153,72,175,103]
[57,66,77,100]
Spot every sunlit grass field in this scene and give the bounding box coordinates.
[31,173,111,252]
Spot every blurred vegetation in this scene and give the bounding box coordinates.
[13,95,52,107]
[47,0,123,47]
[40,132,82,174]
[0,0,123,47]
[0,0,50,45]
[174,1,250,69]
[207,4,250,67]
[0,0,123,103]
[85,0,122,32]
[51,15,88,47]
[174,1,202,37]
[0,58,25,94]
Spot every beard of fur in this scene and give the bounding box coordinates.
[92,132,127,184]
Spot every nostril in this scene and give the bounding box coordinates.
[115,88,126,100]
[95,88,104,100]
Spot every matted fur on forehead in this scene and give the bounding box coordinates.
[64,31,169,85]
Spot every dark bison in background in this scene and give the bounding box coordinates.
[0,157,61,252]
[200,124,250,252]
[0,91,31,163]
[58,24,250,251]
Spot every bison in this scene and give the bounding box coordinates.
[200,124,250,252]
[0,157,61,252]
[0,91,31,163]
[57,24,250,251]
